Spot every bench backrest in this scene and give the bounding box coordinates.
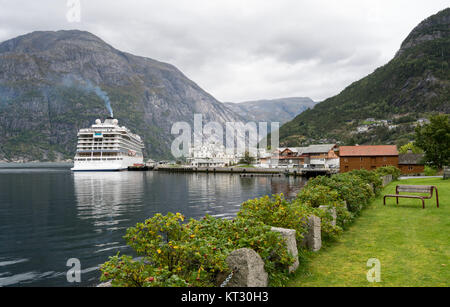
[397,185,433,194]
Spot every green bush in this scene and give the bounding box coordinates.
[310,204,343,241]
[100,212,294,287]
[297,182,353,231]
[238,193,344,245]
[424,166,438,176]
[347,169,383,195]
[238,194,309,244]
[297,184,340,208]
[306,174,374,214]
[375,166,401,180]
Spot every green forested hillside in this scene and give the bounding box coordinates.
[279,8,449,147]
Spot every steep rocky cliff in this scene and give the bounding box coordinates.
[0,30,242,161]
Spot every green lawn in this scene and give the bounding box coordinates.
[289,177,449,287]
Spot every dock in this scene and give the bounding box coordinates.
[154,166,338,177]
[128,165,153,171]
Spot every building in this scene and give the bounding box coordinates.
[357,125,369,133]
[266,144,339,169]
[275,147,308,168]
[146,159,157,168]
[398,153,425,175]
[188,143,237,167]
[302,144,339,168]
[256,148,273,168]
[339,145,399,172]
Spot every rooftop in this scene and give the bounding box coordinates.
[399,153,425,165]
[339,145,398,157]
[302,144,336,154]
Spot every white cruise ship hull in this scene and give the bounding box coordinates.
[71,156,144,172]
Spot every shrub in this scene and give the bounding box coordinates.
[309,205,343,241]
[297,184,340,208]
[297,181,354,231]
[192,215,294,286]
[238,194,309,244]
[306,174,374,214]
[100,212,294,287]
[424,166,438,176]
[347,169,383,195]
[375,166,401,180]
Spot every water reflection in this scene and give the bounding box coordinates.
[270,176,308,198]
[0,168,308,287]
[73,172,145,231]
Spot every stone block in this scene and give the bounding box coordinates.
[318,206,337,227]
[223,248,268,287]
[301,215,322,252]
[271,227,299,273]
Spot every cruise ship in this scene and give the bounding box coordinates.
[71,118,145,171]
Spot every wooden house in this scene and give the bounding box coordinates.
[339,145,399,172]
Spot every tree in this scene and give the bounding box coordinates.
[239,151,256,165]
[414,115,450,169]
[398,142,424,154]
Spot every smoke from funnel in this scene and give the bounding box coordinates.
[62,75,114,118]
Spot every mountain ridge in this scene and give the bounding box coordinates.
[278,8,450,147]
[0,30,243,161]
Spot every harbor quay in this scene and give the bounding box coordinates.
[153,166,339,177]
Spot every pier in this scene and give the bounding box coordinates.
[154,166,339,177]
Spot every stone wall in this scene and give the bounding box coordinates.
[98,216,323,288]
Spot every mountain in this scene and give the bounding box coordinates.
[278,8,450,147]
[0,30,243,162]
[224,97,317,124]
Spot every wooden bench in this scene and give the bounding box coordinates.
[384,185,439,209]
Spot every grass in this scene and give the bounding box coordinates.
[289,177,449,287]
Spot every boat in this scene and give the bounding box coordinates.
[71,118,145,171]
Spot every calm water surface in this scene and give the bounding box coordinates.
[0,164,306,287]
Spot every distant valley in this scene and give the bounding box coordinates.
[225,97,317,124]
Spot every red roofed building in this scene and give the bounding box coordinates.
[338,145,399,173]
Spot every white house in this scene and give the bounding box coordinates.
[188,143,237,167]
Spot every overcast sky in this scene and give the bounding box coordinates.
[0,1,448,102]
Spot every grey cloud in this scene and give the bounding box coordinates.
[0,0,448,102]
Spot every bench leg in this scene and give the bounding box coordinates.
[435,188,439,208]
[422,198,425,209]
[383,196,386,206]
[396,196,399,205]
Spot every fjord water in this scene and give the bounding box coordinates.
[0,164,306,287]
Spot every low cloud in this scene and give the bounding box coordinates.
[0,0,448,102]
